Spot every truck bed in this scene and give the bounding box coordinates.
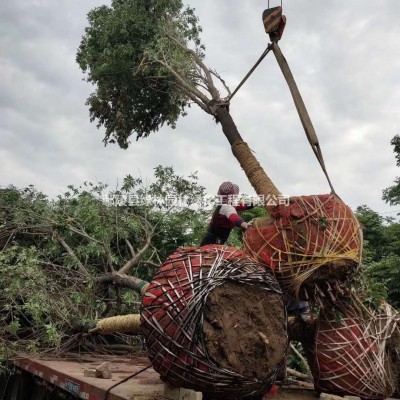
[9,354,319,400]
[12,353,198,400]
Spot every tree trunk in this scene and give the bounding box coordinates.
[95,273,149,295]
[216,107,280,198]
[88,314,142,335]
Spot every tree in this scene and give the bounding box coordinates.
[355,205,400,308]
[382,135,400,206]
[0,166,208,356]
[355,205,388,261]
[77,0,280,198]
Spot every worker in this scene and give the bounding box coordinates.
[200,181,253,246]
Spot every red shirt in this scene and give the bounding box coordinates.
[211,204,250,229]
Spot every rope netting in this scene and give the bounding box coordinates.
[307,301,400,399]
[140,245,287,399]
[243,194,363,296]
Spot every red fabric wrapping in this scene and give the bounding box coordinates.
[243,194,362,293]
[140,245,285,398]
[307,303,400,399]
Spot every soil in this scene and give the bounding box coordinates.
[203,281,287,381]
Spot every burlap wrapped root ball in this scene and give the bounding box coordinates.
[244,194,363,297]
[141,245,287,399]
[304,301,400,399]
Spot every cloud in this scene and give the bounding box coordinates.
[1,0,399,217]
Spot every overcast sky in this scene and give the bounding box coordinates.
[1,0,400,216]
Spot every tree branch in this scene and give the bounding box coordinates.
[140,260,159,269]
[210,69,231,98]
[290,343,312,377]
[67,225,103,245]
[119,231,153,275]
[150,55,211,107]
[181,86,211,114]
[150,245,163,264]
[166,33,220,100]
[287,367,312,381]
[125,239,136,258]
[56,235,90,277]
[106,251,115,273]
[95,272,148,294]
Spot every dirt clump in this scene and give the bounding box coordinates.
[203,281,287,381]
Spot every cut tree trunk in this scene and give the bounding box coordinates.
[216,107,280,198]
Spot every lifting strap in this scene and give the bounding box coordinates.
[271,42,336,195]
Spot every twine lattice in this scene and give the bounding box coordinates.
[243,194,363,295]
[308,301,400,399]
[141,245,286,398]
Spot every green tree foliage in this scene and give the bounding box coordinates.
[356,205,389,261]
[228,204,267,248]
[76,0,281,198]
[0,166,208,357]
[355,205,400,308]
[383,135,400,206]
[354,135,400,307]
[76,0,205,148]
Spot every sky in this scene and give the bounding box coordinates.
[1,0,400,216]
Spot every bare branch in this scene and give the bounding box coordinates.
[287,367,312,381]
[181,87,211,114]
[166,33,220,100]
[210,69,231,98]
[150,245,163,264]
[67,225,103,245]
[119,232,153,275]
[106,252,115,273]
[150,55,211,107]
[140,260,160,269]
[117,203,181,274]
[125,239,136,258]
[95,272,148,294]
[37,260,89,278]
[1,231,15,252]
[290,343,312,377]
[56,235,90,277]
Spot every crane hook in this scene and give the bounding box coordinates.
[263,1,286,42]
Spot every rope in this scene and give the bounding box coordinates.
[311,302,400,398]
[231,140,281,197]
[228,45,272,102]
[104,364,152,400]
[89,314,141,335]
[243,194,362,297]
[141,245,286,398]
